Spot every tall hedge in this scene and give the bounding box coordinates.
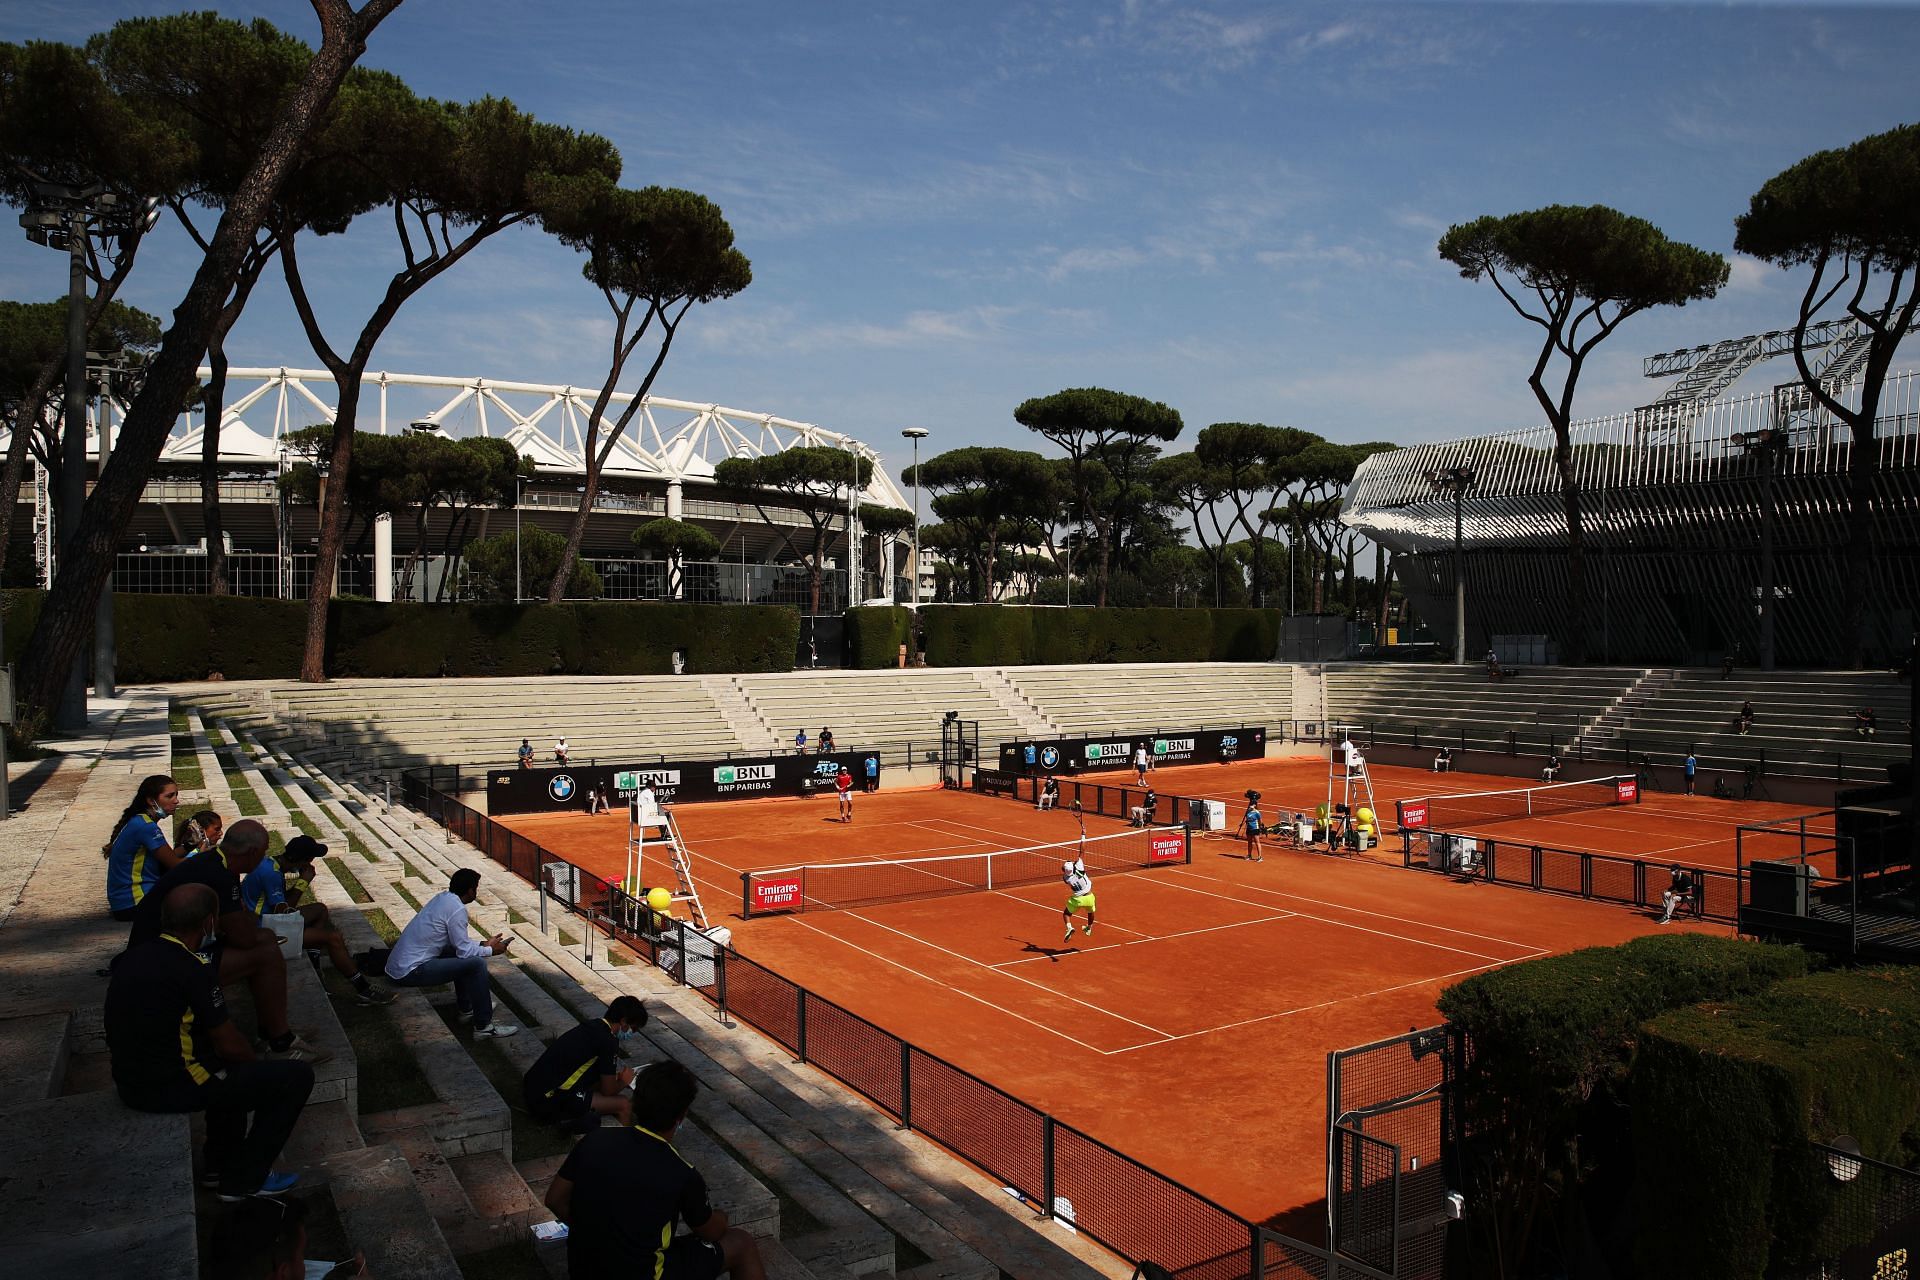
[845,605,914,669]
[1437,934,1815,1278]
[2,592,798,682]
[914,604,1283,666]
[1630,966,1920,1280]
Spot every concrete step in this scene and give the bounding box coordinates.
[0,1092,196,1279]
[0,1011,71,1103]
[317,1143,464,1280]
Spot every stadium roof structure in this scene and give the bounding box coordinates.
[1341,366,1920,666]
[135,366,912,511]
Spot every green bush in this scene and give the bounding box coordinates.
[0,591,796,683]
[918,604,1283,666]
[1630,966,1920,1280]
[1437,934,1815,1278]
[117,594,308,681]
[845,606,914,669]
[920,605,1034,665]
[1209,608,1282,660]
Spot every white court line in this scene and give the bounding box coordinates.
[994,910,1296,968]
[783,913,1157,1054]
[1164,864,1540,957]
[835,907,1176,1037]
[1105,956,1542,1054]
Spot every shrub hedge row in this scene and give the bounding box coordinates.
[1630,965,1920,1280]
[5,591,798,682]
[844,605,915,669]
[1436,934,1816,1278]
[916,605,1282,666]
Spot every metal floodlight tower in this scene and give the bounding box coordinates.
[1427,463,1477,666]
[901,427,928,608]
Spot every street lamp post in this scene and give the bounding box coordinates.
[514,473,523,603]
[1427,463,1477,667]
[901,428,928,608]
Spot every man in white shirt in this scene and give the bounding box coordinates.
[554,738,570,766]
[384,869,518,1038]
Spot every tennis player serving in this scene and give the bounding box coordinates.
[1061,857,1096,943]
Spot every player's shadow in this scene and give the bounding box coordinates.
[1014,936,1072,961]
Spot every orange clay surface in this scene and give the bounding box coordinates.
[495,758,1813,1229]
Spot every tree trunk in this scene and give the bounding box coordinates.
[809,523,825,616]
[548,452,601,604]
[1553,434,1588,666]
[300,374,363,682]
[1375,543,1390,634]
[17,0,403,719]
[1842,402,1878,669]
[201,345,230,594]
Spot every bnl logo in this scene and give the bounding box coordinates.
[716,764,775,784]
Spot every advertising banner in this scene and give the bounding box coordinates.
[488,748,883,815]
[1398,800,1429,831]
[998,727,1265,775]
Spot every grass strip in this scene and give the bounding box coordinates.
[167,705,189,734]
[325,856,373,905]
[320,967,437,1114]
[397,854,430,881]
[362,907,402,945]
[222,767,267,816]
[170,754,205,790]
[392,880,423,912]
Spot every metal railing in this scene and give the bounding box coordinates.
[1400,828,1743,923]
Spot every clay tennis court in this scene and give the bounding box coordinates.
[490,756,1776,1229]
[1075,755,1830,872]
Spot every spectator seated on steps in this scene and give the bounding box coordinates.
[522,996,650,1133]
[384,868,519,1038]
[108,882,315,1202]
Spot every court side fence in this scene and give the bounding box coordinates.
[1398,828,1742,924]
[400,765,1408,1279]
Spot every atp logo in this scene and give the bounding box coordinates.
[1874,1248,1908,1280]
[548,774,575,802]
[1040,746,1060,769]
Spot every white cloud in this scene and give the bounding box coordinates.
[1725,254,1778,294]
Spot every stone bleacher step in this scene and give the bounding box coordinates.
[0,1091,196,1279]
[316,1143,464,1280]
[0,1011,71,1103]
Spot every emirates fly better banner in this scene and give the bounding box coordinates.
[998,727,1265,776]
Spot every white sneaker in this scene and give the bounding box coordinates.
[473,1023,519,1038]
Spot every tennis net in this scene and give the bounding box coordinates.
[740,825,1191,916]
[1395,774,1639,833]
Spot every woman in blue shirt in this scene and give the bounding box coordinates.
[104,774,184,921]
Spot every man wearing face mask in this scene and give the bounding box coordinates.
[107,883,316,1200]
[521,996,649,1132]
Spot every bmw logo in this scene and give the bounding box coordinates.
[549,774,575,802]
[1040,746,1060,769]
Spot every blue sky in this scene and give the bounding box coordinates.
[4,0,1918,488]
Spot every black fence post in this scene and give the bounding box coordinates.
[1041,1116,1056,1221]
[795,989,807,1064]
[899,1042,912,1130]
[715,947,731,1028]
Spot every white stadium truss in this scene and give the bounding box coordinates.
[150,366,912,511]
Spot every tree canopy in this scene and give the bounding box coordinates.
[1440,204,1727,662]
[714,445,873,615]
[1734,122,1920,666]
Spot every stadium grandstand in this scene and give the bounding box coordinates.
[1341,337,1920,669]
[7,367,914,612]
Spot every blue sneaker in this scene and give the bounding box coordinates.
[219,1170,300,1202]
